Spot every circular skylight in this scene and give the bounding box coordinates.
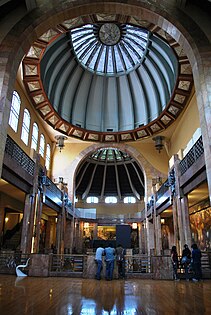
[70,23,149,76]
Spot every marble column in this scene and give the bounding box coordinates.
[155,215,162,255]
[146,218,155,255]
[20,193,34,254]
[180,196,192,246]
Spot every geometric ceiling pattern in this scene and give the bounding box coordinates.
[23,14,193,143]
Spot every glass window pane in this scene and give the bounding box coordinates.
[21,108,31,145]
[39,134,45,157]
[45,144,51,170]
[9,91,21,132]
[31,122,39,150]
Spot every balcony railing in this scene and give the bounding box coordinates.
[49,254,84,275]
[179,136,204,175]
[5,135,35,176]
[156,179,169,201]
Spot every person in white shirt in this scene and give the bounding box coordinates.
[95,244,105,280]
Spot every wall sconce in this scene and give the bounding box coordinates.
[152,136,165,153]
[55,135,68,152]
[161,218,165,224]
[84,222,89,228]
[132,222,138,229]
[5,217,9,223]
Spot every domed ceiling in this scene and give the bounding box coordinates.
[22,14,193,142]
[75,148,145,200]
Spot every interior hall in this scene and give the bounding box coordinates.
[0,1,211,314]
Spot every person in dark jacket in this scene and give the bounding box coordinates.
[171,245,180,281]
[191,243,202,282]
[181,244,191,280]
[116,244,126,279]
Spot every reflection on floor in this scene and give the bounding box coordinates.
[0,275,211,314]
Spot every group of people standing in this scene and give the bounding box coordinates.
[95,243,125,280]
[171,243,202,281]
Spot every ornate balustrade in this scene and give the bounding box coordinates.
[179,136,204,175]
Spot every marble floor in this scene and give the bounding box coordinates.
[0,275,211,314]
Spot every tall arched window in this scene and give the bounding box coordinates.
[39,134,45,157]
[45,144,51,170]
[9,91,21,132]
[31,122,39,151]
[21,108,31,145]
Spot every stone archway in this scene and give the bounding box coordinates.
[0,0,210,198]
[65,142,165,204]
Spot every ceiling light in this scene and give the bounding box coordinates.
[152,136,165,153]
[55,135,67,152]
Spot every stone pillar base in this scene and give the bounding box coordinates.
[28,254,50,277]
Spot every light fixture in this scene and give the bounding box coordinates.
[152,136,165,153]
[55,135,67,152]
[84,222,89,228]
[5,217,9,223]
[161,218,165,224]
[132,223,138,229]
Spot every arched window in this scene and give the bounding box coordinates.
[105,196,117,203]
[123,196,136,204]
[45,144,51,170]
[86,196,99,204]
[39,134,45,157]
[21,108,31,145]
[9,91,21,132]
[31,122,39,150]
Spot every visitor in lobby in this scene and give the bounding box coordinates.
[104,243,115,281]
[191,243,202,282]
[95,244,105,280]
[171,245,180,281]
[116,244,126,279]
[181,244,191,281]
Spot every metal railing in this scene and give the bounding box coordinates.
[179,136,204,175]
[5,135,35,176]
[49,254,84,274]
[156,179,169,201]
[0,251,30,275]
[126,255,151,273]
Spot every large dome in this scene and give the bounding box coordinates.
[23,14,193,142]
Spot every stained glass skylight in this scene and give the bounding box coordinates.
[70,23,149,75]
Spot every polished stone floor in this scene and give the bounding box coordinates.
[0,275,211,314]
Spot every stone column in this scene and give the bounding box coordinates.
[146,218,155,255]
[56,212,62,254]
[170,154,188,254]
[64,220,72,252]
[93,222,98,240]
[0,194,5,248]
[180,196,192,246]
[155,215,162,255]
[172,197,180,250]
[45,216,56,251]
[20,193,34,254]
[193,55,211,204]
[32,189,44,253]
[69,217,75,253]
